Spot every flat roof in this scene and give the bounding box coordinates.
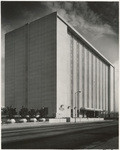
[57,12,114,67]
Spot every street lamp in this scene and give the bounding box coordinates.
[74,90,81,123]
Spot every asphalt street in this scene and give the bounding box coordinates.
[2,120,118,149]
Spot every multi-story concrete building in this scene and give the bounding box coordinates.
[5,12,115,118]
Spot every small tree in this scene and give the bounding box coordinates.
[19,106,29,118]
[1,107,7,116]
[40,107,48,118]
[6,106,17,119]
[28,109,36,118]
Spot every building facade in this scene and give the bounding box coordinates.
[5,12,115,118]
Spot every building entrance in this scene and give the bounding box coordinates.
[79,108,103,118]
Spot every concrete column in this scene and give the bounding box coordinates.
[102,64,105,111]
[84,48,87,108]
[82,47,85,108]
[109,66,114,112]
[100,61,102,110]
[87,50,89,108]
[76,41,79,111]
[91,54,93,108]
[88,52,92,108]
[113,67,115,113]
[78,43,83,110]
[93,55,95,109]
[95,57,97,109]
[73,39,77,117]
[105,66,109,111]
[70,35,74,111]
[97,58,99,109]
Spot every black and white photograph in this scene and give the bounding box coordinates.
[1,1,119,149]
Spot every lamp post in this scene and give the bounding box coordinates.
[75,90,81,123]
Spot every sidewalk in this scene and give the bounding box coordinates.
[2,121,66,130]
[94,136,118,149]
[85,136,118,149]
[2,119,114,130]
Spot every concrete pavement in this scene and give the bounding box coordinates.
[2,119,112,130]
[85,136,118,149]
[95,136,118,149]
[2,120,118,149]
[2,121,118,144]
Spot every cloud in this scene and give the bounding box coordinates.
[2,2,118,39]
[43,2,117,40]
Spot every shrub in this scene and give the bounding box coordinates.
[39,107,48,118]
[1,107,7,115]
[19,106,29,118]
[5,106,17,119]
[28,109,37,118]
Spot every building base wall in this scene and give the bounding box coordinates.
[66,117,104,122]
[47,117,104,123]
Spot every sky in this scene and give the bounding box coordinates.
[1,1,119,111]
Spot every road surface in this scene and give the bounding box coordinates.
[2,120,118,149]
